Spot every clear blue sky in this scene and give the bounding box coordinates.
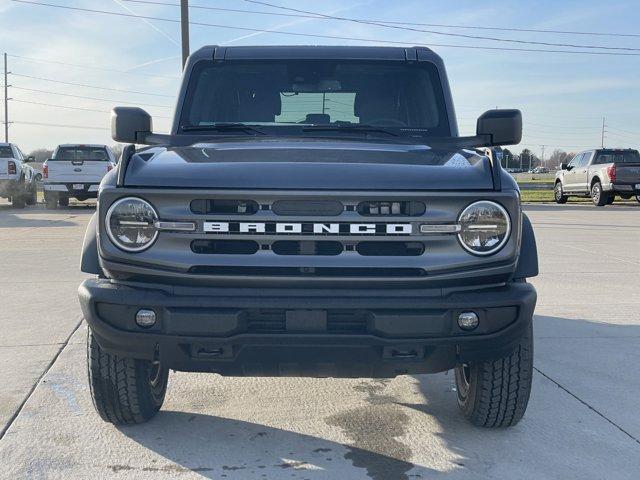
[1,0,639,157]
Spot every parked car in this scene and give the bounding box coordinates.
[0,142,38,208]
[43,144,117,208]
[79,45,538,429]
[555,148,640,206]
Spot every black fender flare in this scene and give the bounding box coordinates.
[514,213,538,280]
[80,213,102,275]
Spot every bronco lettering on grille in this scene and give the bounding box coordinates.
[203,222,413,235]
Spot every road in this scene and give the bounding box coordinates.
[0,201,639,479]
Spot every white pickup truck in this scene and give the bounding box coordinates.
[43,144,117,209]
[0,142,38,208]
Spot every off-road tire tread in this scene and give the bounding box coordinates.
[458,323,533,428]
[87,330,166,425]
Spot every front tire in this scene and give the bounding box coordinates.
[44,192,57,209]
[454,321,533,428]
[26,185,37,205]
[87,329,168,425]
[591,182,609,206]
[11,194,25,209]
[554,182,568,204]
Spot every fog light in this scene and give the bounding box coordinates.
[457,312,479,331]
[135,309,156,327]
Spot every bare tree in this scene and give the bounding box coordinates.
[548,149,575,169]
[28,148,53,162]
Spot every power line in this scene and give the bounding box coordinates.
[11,99,111,114]
[241,0,640,52]
[606,125,640,136]
[10,99,171,118]
[120,0,640,39]
[11,73,174,97]
[11,86,172,108]
[10,0,640,57]
[12,120,110,131]
[7,54,178,79]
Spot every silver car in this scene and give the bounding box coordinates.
[555,148,640,206]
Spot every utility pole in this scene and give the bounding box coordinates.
[322,93,326,114]
[180,0,190,68]
[540,145,545,168]
[3,53,9,143]
[601,117,606,148]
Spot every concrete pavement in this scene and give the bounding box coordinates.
[0,202,639,479]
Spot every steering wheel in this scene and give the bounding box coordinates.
[365,118,407,127]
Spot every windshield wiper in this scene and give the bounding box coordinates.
[302,124,398,137]
[181,123,266,135]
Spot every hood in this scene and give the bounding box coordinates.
[124,138,494,190]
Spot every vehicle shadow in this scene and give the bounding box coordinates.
[0,203,94,228]
[117,410,441,479]
[115,315,640,479]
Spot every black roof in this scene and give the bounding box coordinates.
[189,45,442,63]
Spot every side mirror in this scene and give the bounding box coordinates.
[111,107,152,143]
[560,163,568,170]
[476,109,522,146]
[25,156,35,163]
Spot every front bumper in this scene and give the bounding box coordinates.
[79,279,536,378]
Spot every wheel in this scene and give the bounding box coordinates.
[454,321,533,428]
[591,182,608,207]
[58,196,69,207]
[554,182,568,204]
[636,195,640,203]
[44,192,57,209]
[621,194,631,200]
[26,185,37,205]
[87,329,168,425]
[11,194,25,209]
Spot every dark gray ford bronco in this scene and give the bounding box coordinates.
[79,46,538,427]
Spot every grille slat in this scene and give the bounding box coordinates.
[245,310,368,334]
[188,266,426,277]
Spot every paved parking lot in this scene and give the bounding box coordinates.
[0,200,638,479]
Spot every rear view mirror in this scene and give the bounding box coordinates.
[476,109,522,146]
[111,107,152,143]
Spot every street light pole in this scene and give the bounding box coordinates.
[180,0,190,68]
[3,53,8,143]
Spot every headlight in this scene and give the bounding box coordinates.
[457,201,511,255]
[105,197,158,252]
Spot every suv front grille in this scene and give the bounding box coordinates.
[246,309,368,334]
[188,266,427,277]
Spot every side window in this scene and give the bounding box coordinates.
[569,153,582,167]
[12,145,22,160]
[580,151,593,166]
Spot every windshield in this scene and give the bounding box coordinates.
[595,150,640,164]
[53,146,109,161]
[179,60,450,137]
